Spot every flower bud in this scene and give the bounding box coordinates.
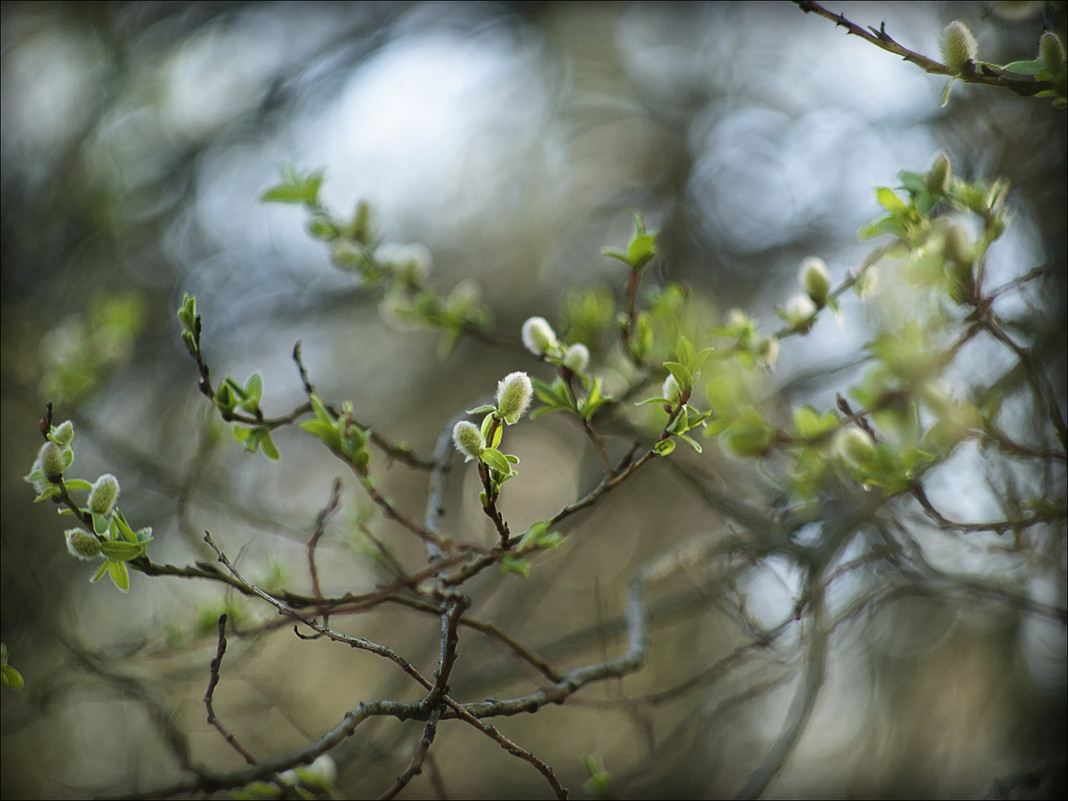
[836,427,875,468]
[925,153,952,197]
[496,371,533,425]
[563,343,590,373]
[51,420,75,447]
[452,421,486,462]
[88,473,120,516]
[941,21,978,73]
[799,257,830,306]
[662,374,682,405]
[521,316,558,356]
[39,441,66,481]
[753,337,779,368]
[1041,31,1065,74]
[783,293,817,327]
[66,529,101,561]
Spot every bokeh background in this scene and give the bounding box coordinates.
[2,1,1065,798]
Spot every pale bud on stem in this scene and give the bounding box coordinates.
[452,421,486,462]
[88,474,120,517]
[521,316,559,356]
[799,257,830,306]
[496,372,533,425]
[66,529,102,561]
[941,21,978,74]
[563,343,590,374]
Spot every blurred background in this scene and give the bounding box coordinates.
[2,1,1065,798]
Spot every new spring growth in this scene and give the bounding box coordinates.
[563,343,590,374]
[496,371,534,424]
[39,441,67,482]
[782,293,817,328]
[1041,31,1065,75]
[799,257,830,307]
[88,474,120,517]
[453,420,486,462]
[836,427,876,469]
[926,153,952,197]
[51,420,75,447]
[374,242,432,285]
[662,374,683,406]
[521,316,559,357]
[66,529,101,561]
[941,20,977,74]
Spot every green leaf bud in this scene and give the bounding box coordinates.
[941,21,978,74]
[452,420,486,462]
[375,242,432,284]
[1041,31,1065,74]
[563,343,590,374]
[88,473,120,517]
[51,420,75,447]
[836,427,875,468]
[926,153,953,196]
[521,316,559,356]
[799,257,831,306]
[496,371,534,425]
[66,529,102,561]
[39,441,67,481]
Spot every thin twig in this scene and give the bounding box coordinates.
[204,614,259,766]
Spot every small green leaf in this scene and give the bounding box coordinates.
[64,479,93,492]
[90,561,110,584]
[664,362,693,391]
[676,432,703,453]
[261,166,324,206]
[258,431,281,461]
[92,512,110,535]
[33,486,60,503]
[653,439,676,456]
[1002,59,1047,75]
[500,555,531,577]
[108,559,130,592]
[466,405,497,414]
[480,448,513,476]
[875,187,906,214]
[1,664,24,691]
[99,541,147,562]
[111,510,138,543]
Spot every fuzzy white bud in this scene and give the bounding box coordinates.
[496,371,534,425]
[662,374,682,405]
[1041,31,1065,74]
[941,21,978,73]
[783,293,817,325]
[39,441,66,481]
[452,421,486,462]
[66,529,101,561]
[51,420,75,447]
[521,316,558,356]
[754,337,780,368]
[88,474,120,517]
[799,257,830,306]
[563,343,590,373]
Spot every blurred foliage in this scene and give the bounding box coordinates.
[1,2,1065,799]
